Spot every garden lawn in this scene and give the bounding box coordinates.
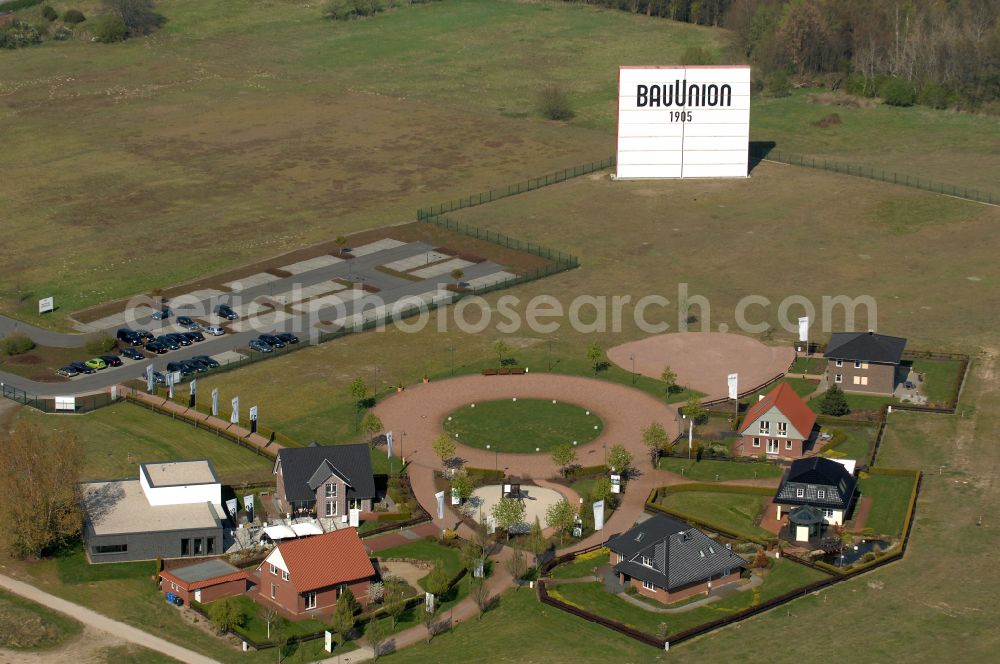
[658,457,783,482]
[211,595,330,643]
[443,398,603,453]
[377,540,463,581]
[0,588,82,651]
[550,550,610,580]
[819,424,878,462]
[658,490,772,540]
[857,474,918,538]
[18,402,274,485]
[809,392,897,415]
[909,359,964,405]
[789,357,827,375]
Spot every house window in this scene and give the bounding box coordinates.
[640,556,653,568]
[326,501,337,517]
[758,421,770,434]
[854,360,863,369]
[326,483,337,498]
[271,583,276,599]
[853,375,869,386]
[767,439,779,454]
[777,422,787,436]
[282,570,289,582]
[207,538,216,555]
[823,509,834,518]
[835,374,843,383]
[785,439,793,450]
[835,360,843,367]
[193,538,203,556]
[752,437,760,448]
[270,564,278,576]
[181,539,190,556]
[305,591,317,610]
[795,488,805,498]
[350,499,363,510]
[861,362,869,369]
[94,544,127,554]
[642,580,656,591]
[817,489,826,499]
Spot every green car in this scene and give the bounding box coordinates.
[84,357,107,370]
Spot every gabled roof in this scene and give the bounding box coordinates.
[824,331,906,364]
[609,515,746,591]
[774,457,857,510]
[275,443,375,503]
[259,529,375,593]
[739,382,817,438]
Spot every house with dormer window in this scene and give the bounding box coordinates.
[735,382,817,459]
[273,443,376,519]
[607,514,747,605]
[773,457,857,542]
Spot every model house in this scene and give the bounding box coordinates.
[774,457,857,542]
[608,514,746,605]
[824,331,907,395]
[254,529,376,617]
[734,382,817,459]
[81,459,225,563]
[274,443,376,518]
[159,559,250,605]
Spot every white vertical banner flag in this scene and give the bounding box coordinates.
[146,364,154,392]
[249,405,258,423]
[727,373,738,400]
[211,388,219,417]
[231,396,239,424]
[435,491,445,519]
[593,500,605,531]
[798,316,809,343]
[225,498,238,518]
[349,508,360,527]
[425,592,435,613]
[243,494,254,517]
[386,431,393,458]
[167,372,174,400]
[190,379,197,399]
[451,488,460,505]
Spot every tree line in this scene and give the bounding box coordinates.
[564,0,1000,109]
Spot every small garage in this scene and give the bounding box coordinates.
[159,559,250,605]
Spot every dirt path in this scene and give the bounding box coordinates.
[0,626,138,664]
[0,574,217,664]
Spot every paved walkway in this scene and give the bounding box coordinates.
[0,573,219,664]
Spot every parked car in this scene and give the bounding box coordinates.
[259,334,285,348]
[165,333,191,347]
[84,358,108,371]
[248,339,273,353]
[151,307,171,320]
[116,327,142,346]
[57,365,80,378]
[155,335,179,350]
[276,332,300,344]
[183,359,209,373]
[145,341,168,354]
[205,325,226,336]
[215,304,239,320]
[151,370,167,384]
[166,361,195,377]
[69,361,95,375]
[136,329,155,343]
[191,355,220,369]
[183,331,205,343]
[177,316,201,331]
[99,354,124,368]
[121,347,145,361]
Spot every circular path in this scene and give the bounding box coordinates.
[607,332,794,399]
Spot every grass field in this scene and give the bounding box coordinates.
[18,402,274,484]
[0,588,82,651]
[856,473,918,538]
[443,398,603,453]
[92,644,183,664]
[789,356,827,374]
[658,490,771,540]
[909,358,964,404]
[819,423,878,461]
[658,457,783,482]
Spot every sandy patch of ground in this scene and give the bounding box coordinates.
[469,484,566,533]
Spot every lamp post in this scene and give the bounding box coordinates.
[682,413,693,460]
[630,353,636,384]
[487,444,498,473]
[450,346,455,375]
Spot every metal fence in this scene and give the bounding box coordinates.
[416,157,616,219]
[0,383,116,413]
[419,214,579,268]
[751,146,997,205]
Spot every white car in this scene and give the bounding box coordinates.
[205,325,226,336]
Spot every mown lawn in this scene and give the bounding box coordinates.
[0,588,82,651]
[443,398,603,453]
[377,540,463,581]
[789,357,827,375]
[550,549,610,580]
[818,423,879,462]
[657,490,772,540]
[210,595,330,644]
[857,474,918,537]
[658,457,783,482]
[909,358,964,405]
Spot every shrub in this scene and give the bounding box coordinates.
[764,70,791,98]
[680,46,714,65]
[1,333,35,356]
[103,0,163,36]
[819,385,850,416]
[92,14,126,42]
[537,83,574,121]
[880,77,915,107]
[917,82,954,110]
[52,25,73,40]
[63,9,86,23]
[41,4,58,20]
[84,336,117,354]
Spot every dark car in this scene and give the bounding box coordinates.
[183,359,209,373]
[155,335,179,350]
[166,361,195,377]
[99,354,124,368]
[215,304,239,320]
[121,347,145,361]
[191,355,220,369]
[145,341,168,354]
[151,307,171,320]
[183,331,205,343]
[166,333,191,347]
[136,329,155,343]
[69,361,96,375]
[152,370,167,385]
[276,332,300,344]
[177,316,201,331]
[259,334,285,349]
[248,339,273,353]
[116,327,142,346]
[57,365,80,378]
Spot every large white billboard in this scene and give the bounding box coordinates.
[616,65,751,179]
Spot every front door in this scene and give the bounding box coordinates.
[766,439,779,454]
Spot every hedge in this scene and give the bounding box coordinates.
[654,483,775,497]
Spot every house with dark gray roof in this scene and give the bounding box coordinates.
[608,514,747,605]
[274,443,376,519]
[824,331,907,395]
[773,457,857,542]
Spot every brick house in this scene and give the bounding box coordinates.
[254,529,376,618]
[608,514,746,605]
[159,559,250,605]
[774,457,857,542]
[734,382,817,459]
[274,443,376,519]
[824,331,907,396]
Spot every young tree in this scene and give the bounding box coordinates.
[349,376,369,408]
[545,498,576,545]
[550,442,577,477]
[591,477,614,505]
[0,421,83,558]
[432,434,457,470]
[361,411,383,443]
[367,581,385,605]
[493,339,511,365]
[258,603,279,639]
[681,397,708,424]
[451,268,465,284]
[451,470,474,503]
[525,516,546,562]
[422,602,439,644]
[365,617,388,661]
[103,0,162,35]
[660,365,678,396]
[586,341,604,374]
[470,577,491,619]
[382,576,407,628]
[504,547,528,588]
[331,588,357,644]
[537,83,574,120]
[490,497,525,541]
[425,560,450,597]
[820,384,851,416]
[606,444,632,474]
[335,235,348,255]
[272,617,289,663]
[641,421,669,467]
[208,599,246,634]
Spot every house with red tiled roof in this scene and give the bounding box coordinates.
[253,529,376,618]
[733,382,817,459]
